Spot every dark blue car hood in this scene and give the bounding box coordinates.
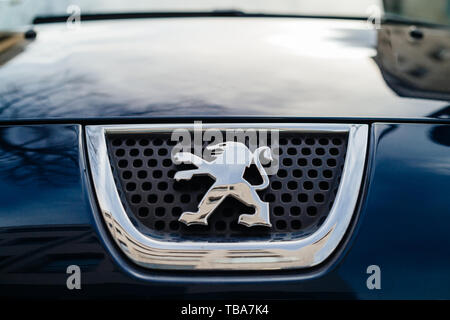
[0,17,448,121]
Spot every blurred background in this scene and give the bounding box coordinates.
[1,0,382,29]
[2,0,449,30]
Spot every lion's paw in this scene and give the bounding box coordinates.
[238,214,272,228]
[179,212,208,226]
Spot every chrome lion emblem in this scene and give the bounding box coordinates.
[173,142,273,227]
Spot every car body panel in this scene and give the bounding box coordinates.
[0,18,449,122]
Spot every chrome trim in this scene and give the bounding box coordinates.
[86,123,368,271]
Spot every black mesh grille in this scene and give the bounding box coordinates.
[106,131,348,242]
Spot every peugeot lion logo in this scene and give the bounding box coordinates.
[173,142,273,227]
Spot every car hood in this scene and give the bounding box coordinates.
[0,17,449,121]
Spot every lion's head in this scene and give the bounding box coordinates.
[205,142,273,168]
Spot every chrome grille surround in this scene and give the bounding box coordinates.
[86,123,368,271]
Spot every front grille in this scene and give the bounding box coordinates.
[106,131,347,242]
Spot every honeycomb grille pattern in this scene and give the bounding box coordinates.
[106,131,348,241]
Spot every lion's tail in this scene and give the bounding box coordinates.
[252,147,270,190]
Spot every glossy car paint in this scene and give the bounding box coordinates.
[0,123,449,299]
[0,18,448,121]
